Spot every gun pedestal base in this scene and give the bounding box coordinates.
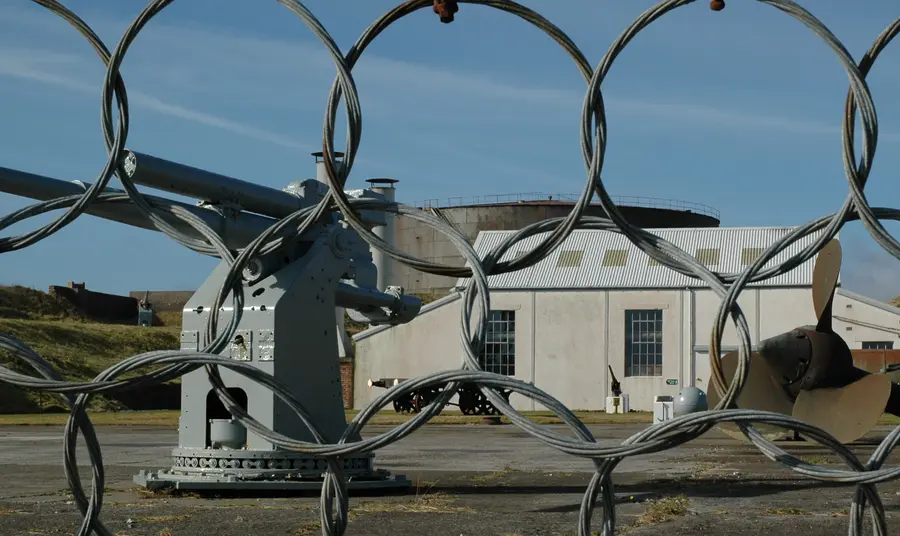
[133,447,410,491]
[605,395,629,414]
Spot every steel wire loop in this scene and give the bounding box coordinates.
[1,0,899,535]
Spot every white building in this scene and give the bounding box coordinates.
[352,226,900,412]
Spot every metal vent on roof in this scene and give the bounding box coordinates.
[557,249,584,268]
[602,249,628,267]
[696,247,720,266]
[740,247,765,265]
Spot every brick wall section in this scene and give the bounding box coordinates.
[852,349,900,375]
[339,358,354,409]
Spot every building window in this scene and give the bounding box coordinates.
[625,309,663,377]
[480,310,515,376]
[863,341,894,350]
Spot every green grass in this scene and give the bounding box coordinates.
[0,409,654,427]
[0,285,182,414]
[0,318,180,373]
[879,414,900,426]
[0,284,84,321]
[1,408,898,428]
[0,317,180,413]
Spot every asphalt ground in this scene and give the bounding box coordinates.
[0,423,897,535]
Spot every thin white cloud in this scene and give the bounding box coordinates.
[0,3,866,141]
[610,99,839,137]
[0,49,312,151]
[129,93,314,151]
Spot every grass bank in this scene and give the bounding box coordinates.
[0,285,182,413]
[1,409,897,428]
[0,409,655,427]
[2,409,897,428]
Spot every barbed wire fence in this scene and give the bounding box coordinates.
[1,0,900,534]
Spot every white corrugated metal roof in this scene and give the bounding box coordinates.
[455,226,838,290]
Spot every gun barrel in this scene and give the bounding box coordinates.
[0,165,277,250]
[126,150,308,219]
[335,283,421,319]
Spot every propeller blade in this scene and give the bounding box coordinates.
[811,239,841,332]
[792,372,890,444]
[707,351,795,442]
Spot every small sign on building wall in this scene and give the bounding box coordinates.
[665,379,678,386]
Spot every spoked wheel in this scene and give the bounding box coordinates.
[458,389,478,415]
[470,389,500,415]
[413,387,441,412]
[392,394,416,414]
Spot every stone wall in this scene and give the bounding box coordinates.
[49,282,138,322]
[129,290,194,312]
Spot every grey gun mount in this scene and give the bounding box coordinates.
[0,150,419,491]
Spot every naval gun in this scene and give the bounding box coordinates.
[0,150,422,491]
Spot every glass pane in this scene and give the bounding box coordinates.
[624,309,663,377]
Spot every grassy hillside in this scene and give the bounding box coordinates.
[0,284,84,320]
[0,285,181,413]
[0,285,447,414]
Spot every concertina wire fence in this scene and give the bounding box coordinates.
[1,0,900,535]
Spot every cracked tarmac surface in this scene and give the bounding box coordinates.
[0,423,898,535]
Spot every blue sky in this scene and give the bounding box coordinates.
[1,0,900,300]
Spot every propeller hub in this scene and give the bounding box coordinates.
[759,327,856,395]
[802,329,856,389]
[757,328,812,397]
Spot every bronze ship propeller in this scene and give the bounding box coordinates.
[707,239,900,444]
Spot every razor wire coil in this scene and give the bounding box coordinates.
[1,0,900,535]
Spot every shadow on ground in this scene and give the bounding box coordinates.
[139,473,856,502]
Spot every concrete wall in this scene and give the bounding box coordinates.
[353,287,900,412]
[351,293,538,411]
[833,291,900,349]
[392,203,719,295]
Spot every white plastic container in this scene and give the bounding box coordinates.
[653,395,674,423]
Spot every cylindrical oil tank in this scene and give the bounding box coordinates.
[393,193,720,295]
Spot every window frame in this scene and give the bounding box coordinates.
[624,309,664,377]
[480,310,516,376]
[862,341,894,350]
